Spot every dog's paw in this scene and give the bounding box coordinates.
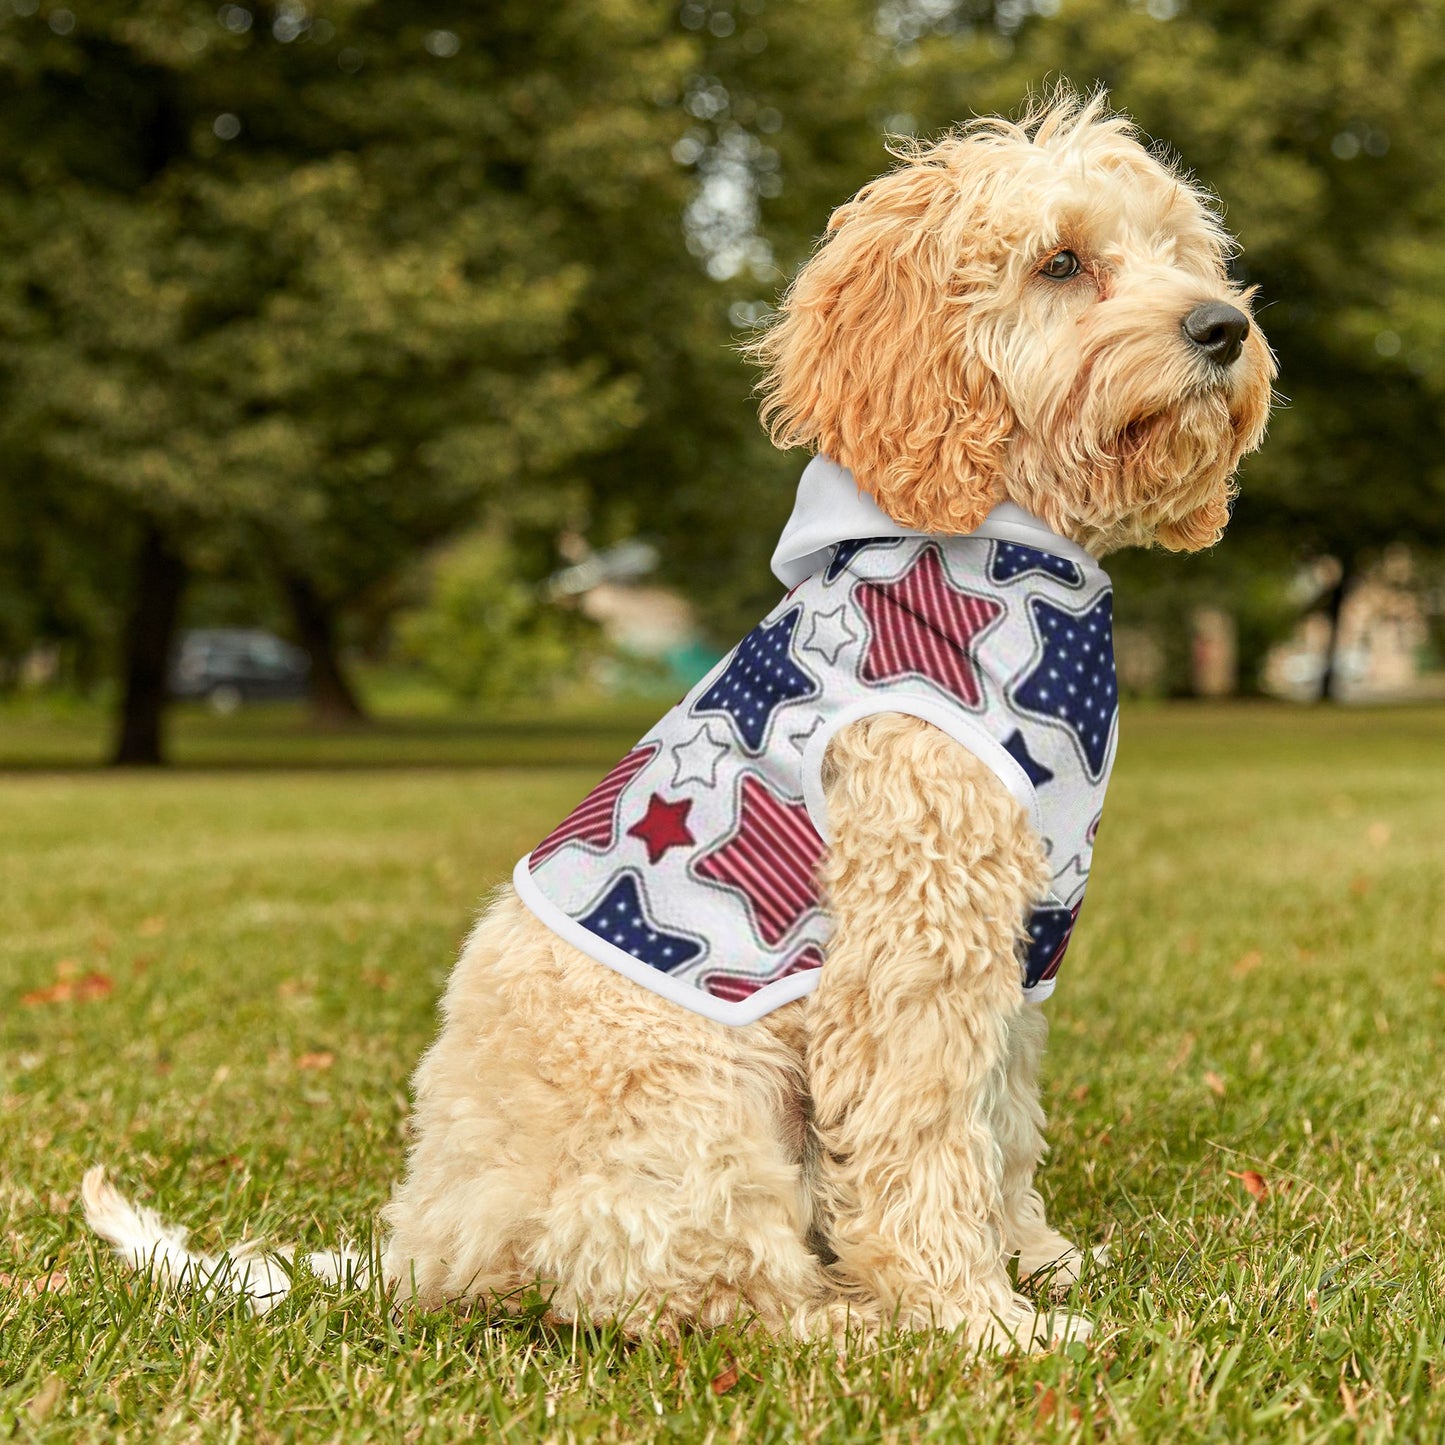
[972,1295,1093,1353]
[1018,1240,1110,1293]
[1032,1307,1093,1348]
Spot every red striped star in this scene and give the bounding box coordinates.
[693,775,824,946]
[626,793,695,864]
[530,743,659,865]
[856,545,1004,708]
[701,943,825,1004]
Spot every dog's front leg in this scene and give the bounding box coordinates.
[994,1004,1101,1290]
[807,713,1088,1349]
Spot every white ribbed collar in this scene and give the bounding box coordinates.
[770,456,1097,588]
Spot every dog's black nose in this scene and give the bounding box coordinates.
[1182,302,1250,367]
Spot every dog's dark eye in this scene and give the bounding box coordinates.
[1041,250,1081,280]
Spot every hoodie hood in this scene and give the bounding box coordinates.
[770,456,1095,588]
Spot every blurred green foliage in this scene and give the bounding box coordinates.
[1,1,1443,747]
[395,531,597,704]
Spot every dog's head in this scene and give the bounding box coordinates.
[751,90,1275,554]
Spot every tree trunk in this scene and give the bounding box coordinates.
[112,524,187,766]
[1317,556,1354,703]
[281,571,366,725]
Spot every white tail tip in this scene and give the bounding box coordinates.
[81,1166,368,1314]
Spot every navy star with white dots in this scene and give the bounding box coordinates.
[1022,903,1079,987]
[694,606,818,753]
[578,873,703,974]
[1011,593,1118,779]
[989,541,1083,588]
[1002,728,1054,788]
[825,538,902,582]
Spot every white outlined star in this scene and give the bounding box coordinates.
[787,717,823,754]
[670,723,729,788]
[800,604,859,665]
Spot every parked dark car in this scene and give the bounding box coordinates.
[169,629,310,712]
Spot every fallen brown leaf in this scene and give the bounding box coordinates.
[711,1358,740,1396]
[1070,1083,1090,1103]
[1034,1386,1058,1425]
[1232,950,1263,977]
[1349,875,1372,898]
[1204,1070,1227,1098]
[1433,973,1445,990]
[21,983,68,1006]
[21,972,113,1007]
[1228,1169,1268,1201]
[361,969,394,992]
[295,1051,334,1071]
[0,1268,70,1299]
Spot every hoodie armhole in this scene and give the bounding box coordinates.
[799,698,1043,844]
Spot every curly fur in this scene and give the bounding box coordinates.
[85,88,1272,1353]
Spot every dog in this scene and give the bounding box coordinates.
[85,90,1273,1351]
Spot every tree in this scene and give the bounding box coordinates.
[0,1,696,759]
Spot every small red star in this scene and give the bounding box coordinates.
[627,793,696,864]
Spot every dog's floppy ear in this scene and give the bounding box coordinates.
[750,148,1012,533]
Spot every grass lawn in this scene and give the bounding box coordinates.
[2,701,1444,1442]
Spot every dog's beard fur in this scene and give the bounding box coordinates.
[1005,294,1274,554]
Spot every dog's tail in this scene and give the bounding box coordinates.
[81,1165,368,1315]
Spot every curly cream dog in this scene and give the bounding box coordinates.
[85,92,1273,1350]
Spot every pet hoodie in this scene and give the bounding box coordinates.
[513,456,1119,1026]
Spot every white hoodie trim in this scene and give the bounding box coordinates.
[770,456,1095,588]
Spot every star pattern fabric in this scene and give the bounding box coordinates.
[787,717,822,755]
[1022,902,1081,987]
[701,943,825,1004]
[626,793,695,864]
[670,723,728,788]
[801,604,859,665]
[694,774,824,945]
[530,743,660,865]
[1011,594,1117,778]
[520,523,1116,1023]
[857,545,1003,708]
[694,607,818,753]
[825,537,900,582]
[1003,728,1055,788]
[990,540,1083,588]
[577,873,703,974]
